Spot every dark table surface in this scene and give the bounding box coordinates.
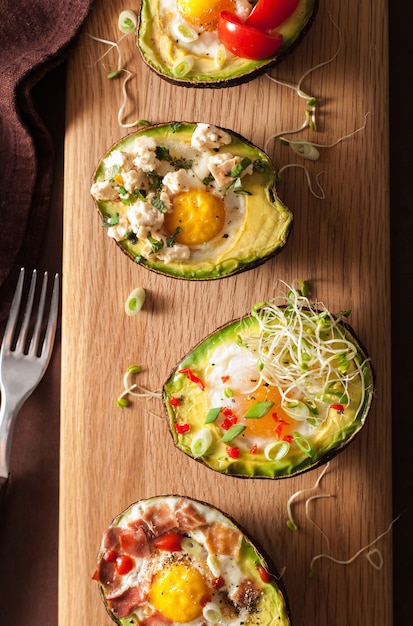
[0,4,412,625]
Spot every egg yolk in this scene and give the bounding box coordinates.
[176,0,235,31]
[236,382,293,439]
[149,561,210,623]
[164,189,225,246]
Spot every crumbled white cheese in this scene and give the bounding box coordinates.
[127,198,165,238]
[104,149,135,172]
[156,242,191,263]
[90,181,119,201]
[208,153,253,187]
[122,169,148,193]
[132,136,160,173]
[191,124,232,150]
[162,168,202,194]
[235,0,252,20]
[107,215,129,241]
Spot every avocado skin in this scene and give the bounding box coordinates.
[92,122,293,281]
[163,313,374,479]
[137,0,319,88]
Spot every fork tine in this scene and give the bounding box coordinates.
[28,271,48,357]
[40,273,59,361]
[2,268,25,351]
[15,269,37,354]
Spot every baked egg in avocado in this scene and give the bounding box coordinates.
[90,122,292,280]
[163,285,374,478]
[137,0,319,86]
[93,495,291,625]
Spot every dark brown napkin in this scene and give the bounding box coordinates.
[0,0,94,321]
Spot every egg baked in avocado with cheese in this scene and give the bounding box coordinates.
[90,122,292,280]
[93,495,291,625]
[137,0,319,86]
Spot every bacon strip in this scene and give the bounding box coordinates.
[108,585,146,618]
[175,498,206,530]
[203,521,242,556]
[142,502,178,536]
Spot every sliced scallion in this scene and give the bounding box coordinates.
[191,429,212,458]
[244,401,274,419]
[172,56,194,78]
[221,424,246,443]
[264,441,290,461]
[118,10,137,34]
[125,287,146,316]
[205,407,222,424]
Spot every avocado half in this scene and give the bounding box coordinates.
[137,0,319,87]
[90,122,292,280]
[93,495,291,625]
[163,299,374,479]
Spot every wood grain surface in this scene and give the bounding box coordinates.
[59,1,392,625]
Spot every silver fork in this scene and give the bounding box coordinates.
[0,268,59,505]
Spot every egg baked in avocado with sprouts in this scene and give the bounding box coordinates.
[163,283,374,478]
[93,495,291,625]
[137,0,318,86]
[90,122,292,280]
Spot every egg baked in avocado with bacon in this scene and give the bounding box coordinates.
[93,495,291,625]
[137,0,319,86]
[90,122,292,280]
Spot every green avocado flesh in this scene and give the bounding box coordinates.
[91,123,292,280]
[163,300,374,478]
[94,496,290,625]
[137,0,318,86]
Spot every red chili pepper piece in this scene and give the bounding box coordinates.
[250,444,258,454]
[179,368,205,391]
[283,435,294,443]
[212,575,225,589]
[174,423,191,434]
[169,396,181,406]
[257,564,273,583]
[222,407,236,418]
[116,554,134,575]
[226,446,240,459]
[221,417,233,431]
[221,375,230,383]
[153,532,183,552]
[330,403,345,412]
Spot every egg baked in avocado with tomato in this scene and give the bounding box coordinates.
[137,0,319,86]
[90,122,292,280]
[93,495,291,625]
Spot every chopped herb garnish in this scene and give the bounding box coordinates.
[151,193,167,213]
[156,145,172,161]
[202,173,215,185]
[147,232,164,253]
[126,231,138,244]
[166,227,182,247]
[253,158,266,172]
[102,212,119,227]
[108,165,121,181]
[229,157,251,178]
[173,158,193,170]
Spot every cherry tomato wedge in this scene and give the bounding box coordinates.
[116,554,134,575]
[245,0,300,31]
[218,12,283,60]
[257,564,273,583]
[153,532,183,552]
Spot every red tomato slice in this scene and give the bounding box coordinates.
[153,532,183,551]
[218,12,283,60]
[245,0,300,30]
[115,554,134,575]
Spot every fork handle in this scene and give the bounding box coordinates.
[0,474,10,510]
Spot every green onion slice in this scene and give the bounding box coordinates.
[190,429,212,458]
[293,432,315,458]
[172,23,199,43]
[181,537,203,555]
[244,401,274,419]
[264,441,290,461]
[221,424,246,443]
[205,407,222,424]
[118,10,137,34]
[172,56,194,78]
[125,287,146,316]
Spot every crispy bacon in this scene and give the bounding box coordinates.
[121,522,152,558]
[102,526,122,551]
[142,502,178,536]
[94,558,120,594]
[231,578,261,610]
[203,521,242,556]
[175,498,206,530]
[108,585,146,618]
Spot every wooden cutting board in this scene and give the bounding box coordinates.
[59,1,393,624]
